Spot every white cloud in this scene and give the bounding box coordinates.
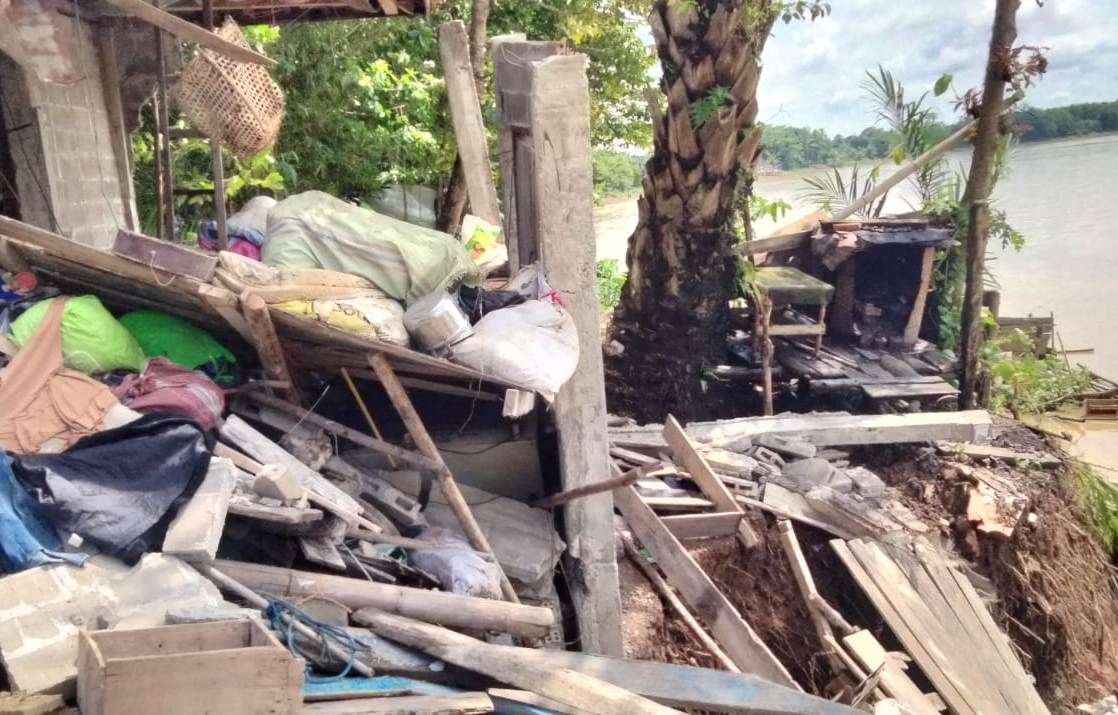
[755,0,1118,134]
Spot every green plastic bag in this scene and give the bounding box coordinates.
[10,295,146,374]
[118,310,236,383]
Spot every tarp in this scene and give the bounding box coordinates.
[11,414,212,564]
[0,450,88,573]
[262,191,481,305]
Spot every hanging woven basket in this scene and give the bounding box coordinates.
[173,18,284,158]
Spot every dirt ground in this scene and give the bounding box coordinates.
[620,418,1118,711]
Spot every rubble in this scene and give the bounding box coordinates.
[0,5,1111,713]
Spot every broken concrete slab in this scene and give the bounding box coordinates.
[373,468,564,597]
[0,692,65,715]
[162,457,236,562]
[0,554,224,696]
[754,434,817,460]
[846,466,886,499]
[252,464,302,502]
[777,458,851,493]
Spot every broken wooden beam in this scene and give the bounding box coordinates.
[368,352,518,603]
[532,464,649,509]
[353,610,679,715]
[212,560,554,638]
[99,0,277,66]
[240,290,301,405]
[241,391,441,472]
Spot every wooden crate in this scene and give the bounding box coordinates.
[77,619,304,715]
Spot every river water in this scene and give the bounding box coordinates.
[593,134,1118,376]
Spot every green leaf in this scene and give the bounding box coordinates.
[933,73,953,97]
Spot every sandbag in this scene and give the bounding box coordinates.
[11,413,212,565]
[262,191,481,305]
[9,295,145,374]
[274,295,408,346]
[449,300,579,401]
[118,311,237,386]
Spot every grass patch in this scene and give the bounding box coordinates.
[986,331,1094,415]
[596,259,625,310]
[1069,461,1118,558]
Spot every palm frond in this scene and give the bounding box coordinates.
[796,164,887,217]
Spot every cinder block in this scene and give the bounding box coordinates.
[163,458,236,562]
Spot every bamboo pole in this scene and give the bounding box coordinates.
[341,367,396,469]
[368,351,519,603]
[214,559,551,636]
[200,565,375,677]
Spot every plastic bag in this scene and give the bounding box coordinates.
[449,300,579,401]
[409,527,502,599]
[119,311,237,385]
[9,295,145,374]
[274,295,408,346]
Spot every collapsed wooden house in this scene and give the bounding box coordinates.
[0,0,625,656]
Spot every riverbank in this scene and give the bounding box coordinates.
[594,134,1118,376]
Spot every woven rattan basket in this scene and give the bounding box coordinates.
[173,18,284,158]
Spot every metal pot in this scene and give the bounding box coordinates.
[404,291,473,355]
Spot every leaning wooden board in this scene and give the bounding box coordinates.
[614,485,797,688]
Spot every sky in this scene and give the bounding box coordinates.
[754,0,1118,135]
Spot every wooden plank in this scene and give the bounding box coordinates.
[641,495,714,512]
[841,630,942,715]
[529,53,622,655]
[861,381,959,401]
[438,21,500,226]
[240,290,301,405]
[305,693,494,714]
[621,533,740,673]
[613,485,798,688]
[903,246,936,344]
[0,214,204,295]
[112,229,216,281]
[831,541,975,715]
[100,0,276,66]
[353,610,679,715]
[533,465,647,508]
[227,498,324,526]
[219,415,362,523]
[933,441,1060,467]
[738,229,813,257]
[242,392,441,472]
[213,560,554,638]
[660,512,742,540]
[663,416,758,548]
[767,323,825,337]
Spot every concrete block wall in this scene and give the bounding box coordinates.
[0,17,130,249]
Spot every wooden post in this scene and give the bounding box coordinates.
[527,53,623,655]
[903,245,936,346]
[761,297,774,416]
[201,0,228,251]
[368,352,519,603]
[960,0,1020,408]
[97,24,139,232]
[154,28,175,242]
[831,260,856,337]
[239,291,301,405]
[438,21,500,226]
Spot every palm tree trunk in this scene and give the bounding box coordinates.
[606,0,776,422]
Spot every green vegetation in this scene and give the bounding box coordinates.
[985,334,1093,416]
[592,150,645,198]
[1016,100,1118,142]
[596,258,626,309]
[761,99,1118,173]
[1070,461,1118,558]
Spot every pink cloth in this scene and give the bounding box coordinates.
[112,358,224,430]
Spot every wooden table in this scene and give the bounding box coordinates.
[751,266,834,415]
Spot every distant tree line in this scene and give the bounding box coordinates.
[758,99,1118,171]
[1015,100,1118,141]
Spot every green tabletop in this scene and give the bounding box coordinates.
[752,266,834,306]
